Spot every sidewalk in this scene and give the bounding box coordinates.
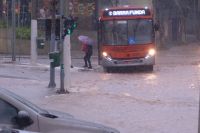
[0,49,99,71]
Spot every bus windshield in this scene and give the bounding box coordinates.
[101,19,153,45]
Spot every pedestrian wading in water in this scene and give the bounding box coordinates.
[82,43,93,69]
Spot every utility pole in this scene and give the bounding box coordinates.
[197,0,200,40]
[59,0,66,93]
[0,0,3,18]
[194,0,199,40]
[59,0,70,93]
[196,0,200,132]
[11,0,16,61]
[48,0,57,88]
[31,0,38,65]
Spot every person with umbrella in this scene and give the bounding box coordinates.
[78,35,94,69]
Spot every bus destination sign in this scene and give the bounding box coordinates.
[103,9,150,17]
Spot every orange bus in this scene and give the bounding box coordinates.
[98,6,157,72]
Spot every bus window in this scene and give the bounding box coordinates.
[113,21,127,45]
[101,19,153,45]
[128,19,153,44]
[102,21,114,45]
[102,20,128,45]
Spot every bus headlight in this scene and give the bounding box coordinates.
[148,48,156,56]
[102,52,108,57]
[102,52,112,61]
[145,48,156,59]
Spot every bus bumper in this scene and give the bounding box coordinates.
[101,55,155,67]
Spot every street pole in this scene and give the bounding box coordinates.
[63,35,71,93]
[0,0,2,18]
[59,0,69,93]
[48,0,57,88]
[199,84,200,133]
[11,0,16,61]
[31,0,38,65]
[63,1,71,93]
[59,0,65,93]
[197,0,200,40]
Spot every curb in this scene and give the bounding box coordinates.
[0,62,101,72]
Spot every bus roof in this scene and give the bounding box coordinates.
[99,6,153,20]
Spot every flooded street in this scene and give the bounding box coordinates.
[0,44,200,133]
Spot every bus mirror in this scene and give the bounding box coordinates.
[154,23,159,31]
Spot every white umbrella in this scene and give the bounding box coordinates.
[78,35,94,45]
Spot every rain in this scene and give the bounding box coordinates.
[0,0,200,133]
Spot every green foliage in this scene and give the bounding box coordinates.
[0,21,7,28]
[16,27,31,40]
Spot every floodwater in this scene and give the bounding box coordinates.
[0,43,200,133]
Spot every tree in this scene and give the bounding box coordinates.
[154,0,199,47]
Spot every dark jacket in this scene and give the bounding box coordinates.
[87,45,93,55]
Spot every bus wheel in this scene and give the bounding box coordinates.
[146,65,153,71]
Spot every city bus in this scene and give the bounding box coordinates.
[98,6,157,72]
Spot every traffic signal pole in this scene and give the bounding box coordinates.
[48,0,57,88]
[59,0,65,92]
[59,0,70,93]
[11,0,16,61]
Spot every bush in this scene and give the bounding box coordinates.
[16,27,31,40]
[0,21,7,28]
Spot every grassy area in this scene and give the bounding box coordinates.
[0,21,7,28]
[16,27,31,40]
